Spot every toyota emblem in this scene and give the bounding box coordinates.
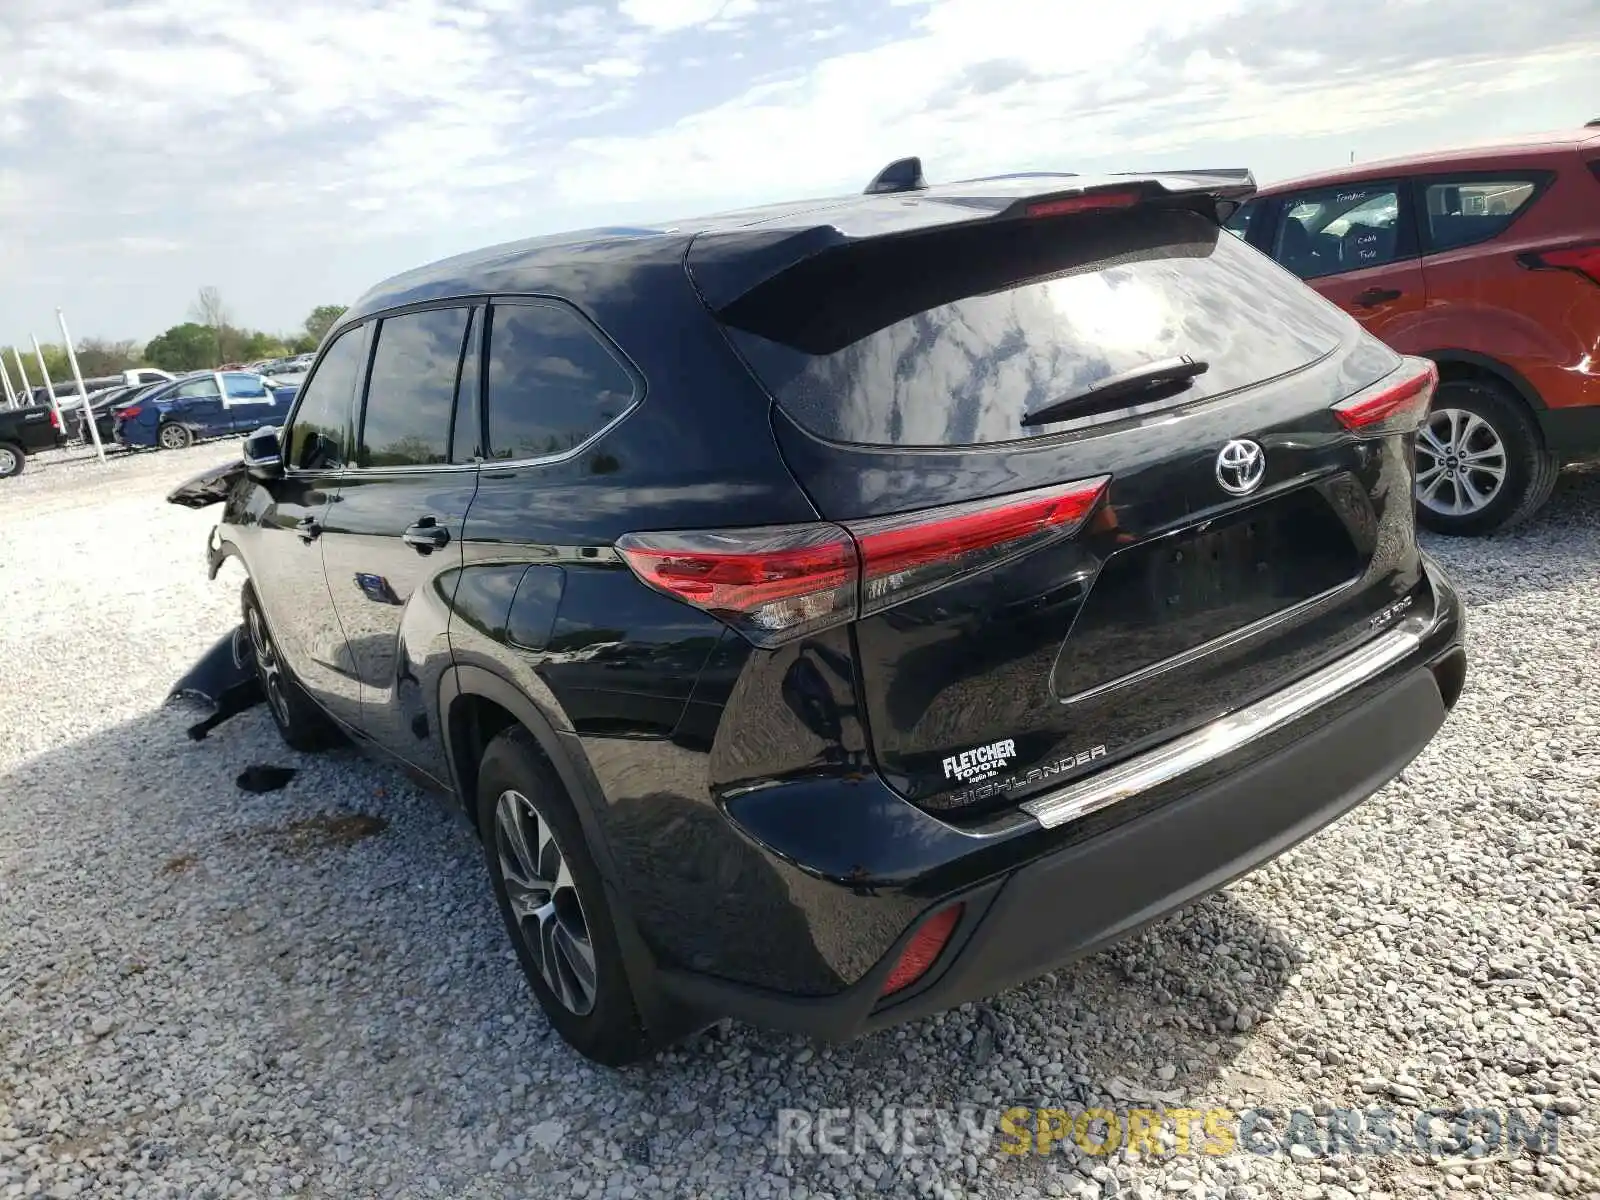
[1215,439,1266,496]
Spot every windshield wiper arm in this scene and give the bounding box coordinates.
[1021,356,1209,427]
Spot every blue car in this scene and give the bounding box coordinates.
[114,371,298,450]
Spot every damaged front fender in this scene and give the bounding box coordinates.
[166,457,247,509]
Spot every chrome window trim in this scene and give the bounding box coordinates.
[1022,619,1428,830]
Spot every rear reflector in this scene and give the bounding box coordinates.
[1332,358,1438,437]
[881,904,963,997]
[617,476,1110,646]
[1519,242,1600,286]
[1025,190,1142,219]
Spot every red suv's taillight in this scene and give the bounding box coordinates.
[1518,242,1600,287]
[1332,358,1438,437]
[617,476,1111,646]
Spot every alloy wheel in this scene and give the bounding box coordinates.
[0,447,17,476]
[1415,407,1507,517]
[159,425,188,449]
[246,603,291,728]
[493,789,598,1016]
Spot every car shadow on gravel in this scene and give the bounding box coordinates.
[4,695,1301,1135]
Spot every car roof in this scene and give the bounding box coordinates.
[342,167,1257,323]
[1256,127,1600,196]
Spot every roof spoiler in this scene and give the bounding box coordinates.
[688,168,1258,311]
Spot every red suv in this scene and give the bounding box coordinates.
[1229,127,1600,535]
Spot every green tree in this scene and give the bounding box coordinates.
[239,331,289,361]
[73,338,142,377]
[303,304,346,346]
[143,323,218,372]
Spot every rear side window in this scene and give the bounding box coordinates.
[175,377,219,399]
[484,302,636,461]
[358,307,472,468]
[1272,184,1407,279]
[1421,178,1541,252]
[287,326,365,471]
[717,208,1352,448]
[1224,199,1260,241]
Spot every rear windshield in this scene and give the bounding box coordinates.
[716,208,1353,447]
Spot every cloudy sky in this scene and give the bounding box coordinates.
[2,0,1597,345]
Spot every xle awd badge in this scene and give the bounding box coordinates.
[1215,439,1266,496]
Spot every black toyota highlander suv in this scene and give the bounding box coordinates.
[171,161,1467,1065]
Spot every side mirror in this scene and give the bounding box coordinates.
[243,426,284,480]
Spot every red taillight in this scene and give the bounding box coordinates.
[853,477,1110,615]
[616,524,858,647]
[882,905,963,996]
[617,477,1109,646]
[1332,358,1438,437]
[1025,189,1143,219]
[49,410,61,430]
[1520,242,1600,286]
[117,406,141,421]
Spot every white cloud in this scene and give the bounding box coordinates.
[620,0,737,32]
[0,0,1595,340]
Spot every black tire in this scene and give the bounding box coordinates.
[158,422,194,450]
[1414,378,1557,538]
[0,442,23,479]
[477,727,652,1066]
[241,581,342,752]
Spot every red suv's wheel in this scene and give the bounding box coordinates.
[1415,379,1557,537]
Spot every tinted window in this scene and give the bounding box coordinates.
[1422,178,1540,252]
[175,376,219,399]
[1224,200,1259,241]
[1272,184,1405,280]
[357,307,471,468]
[485,303,635,460]
[719,208,1351,448]
[224,372,268,400]
[450,308,483,464]
[287,326,364,470]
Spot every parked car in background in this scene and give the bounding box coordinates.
[170,162,1466,1064]
[1228,125,1600,535]
[76,382,157,444]
[114,371,298,450]
[0,403,65,477]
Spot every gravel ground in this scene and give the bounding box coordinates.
[1,441,1597,1200]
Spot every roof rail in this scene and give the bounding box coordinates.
[864,156,928,195]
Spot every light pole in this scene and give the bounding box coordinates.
[30,334,66,435]
[57,310,106,461]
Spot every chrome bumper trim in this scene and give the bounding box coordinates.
[1021,622,1427,830]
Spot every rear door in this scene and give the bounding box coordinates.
[1264,179,1428,347]
[703,202,1427,816]
[318,303,480,782]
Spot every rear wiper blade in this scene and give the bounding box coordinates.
[1021,355,1209,427]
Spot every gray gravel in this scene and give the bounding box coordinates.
[2,441,1597,1199]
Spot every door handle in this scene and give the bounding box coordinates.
[402,516,450,553]
[1353,287,1402,307]
[295,516,322,543]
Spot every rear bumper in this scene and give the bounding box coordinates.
[656,560,1465,1042]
